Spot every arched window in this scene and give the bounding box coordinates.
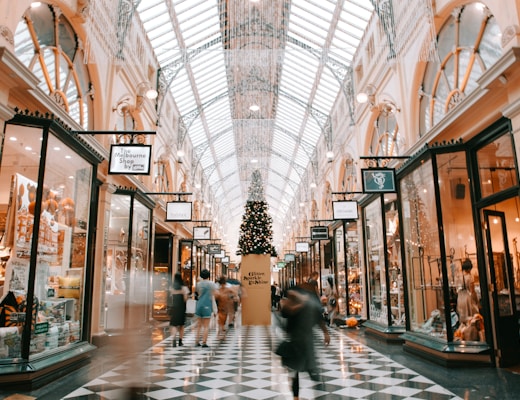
[14,4,92,128]
[419,3,501,135]
[339,156,358,196]
[369,105,403,157]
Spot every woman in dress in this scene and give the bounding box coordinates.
[194,269,216,348]
[169,272,189,347]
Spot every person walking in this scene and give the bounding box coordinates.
[168,272,189,347]
[194,269,216,348]
[278,283,330,400]
[307,271,320,297]
[324,276,339,327]
[214,276,236,340]
[274,282,282,310]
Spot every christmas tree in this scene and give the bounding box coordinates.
[237,170,277,256]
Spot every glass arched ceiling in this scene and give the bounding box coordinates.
[136,0,374,249]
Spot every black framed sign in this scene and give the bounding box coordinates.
[333,200,359,220]
[109,144,152,175]
[311,226,328,240]
[361,168,397,193]
[207,244,221,254]
[284,253,295,262]
[166,201,192,221]
[193,226,211,240]
[295,242,309,252]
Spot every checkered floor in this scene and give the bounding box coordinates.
[62,318,462,400]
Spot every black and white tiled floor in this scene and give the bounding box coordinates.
[61,318,462,400]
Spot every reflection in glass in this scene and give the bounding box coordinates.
[400,159,446,339]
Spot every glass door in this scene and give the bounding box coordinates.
[152,234,172,320]
[483,209,519,366]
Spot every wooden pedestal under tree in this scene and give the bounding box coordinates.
[241,254,271,325]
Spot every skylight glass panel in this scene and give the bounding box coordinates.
[297,0,336,14]
[346,0,374,19]
[176,1,214,23]
[213,134,235,156]
[289,20,328,47]
[272,131,297,149]
[291,3,330,29]
[136,5,165,22]
[294,147,310,167]
[136,0,375,243]
[142,17,171,36]
[182,21,220,48]
[188,130,207,150]
[332,29,360,52]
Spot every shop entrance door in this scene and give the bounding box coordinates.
[483,209,519,367]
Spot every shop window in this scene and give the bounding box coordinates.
[400,159,446,338]
[365,199,386,323]
[419,3,501,135]
[344,221,362,316]
[14,4,92,129]
[103,194,151,331]
[477,134,517,199]
[0,122,94,359]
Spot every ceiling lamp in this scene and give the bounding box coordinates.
[249,104,260,111]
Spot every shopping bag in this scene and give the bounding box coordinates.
[186,298,197,316]
[275,340,304,370]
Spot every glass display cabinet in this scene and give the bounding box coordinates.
[362,193,405,339]
[0,114,101,377]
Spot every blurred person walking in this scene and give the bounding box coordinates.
[214,276,236,340]
[168,272,189,347]
[277,283,330,400]
[324,276,339,327]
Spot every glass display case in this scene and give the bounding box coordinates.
[400,158,446,338]
[399,149,485,344]
[0,116,99,366]
[337,221,363,317]
[365,199,385,324]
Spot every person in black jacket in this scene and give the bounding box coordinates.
[279,283,330,400]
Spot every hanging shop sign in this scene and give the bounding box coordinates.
[311,226,329,240]
[207,244,221,254]
[284,253,295,262]
[221,256,230,263]
[361,168,397,193]
[276,261,286,269]
[193,226,211,240]
[215,250,226,258]
[295,242,309,252]
[108,144,152,175]
[165,201,192,221]
[332,200,359,220]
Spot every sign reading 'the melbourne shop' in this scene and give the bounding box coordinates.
[109,144,152,175]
